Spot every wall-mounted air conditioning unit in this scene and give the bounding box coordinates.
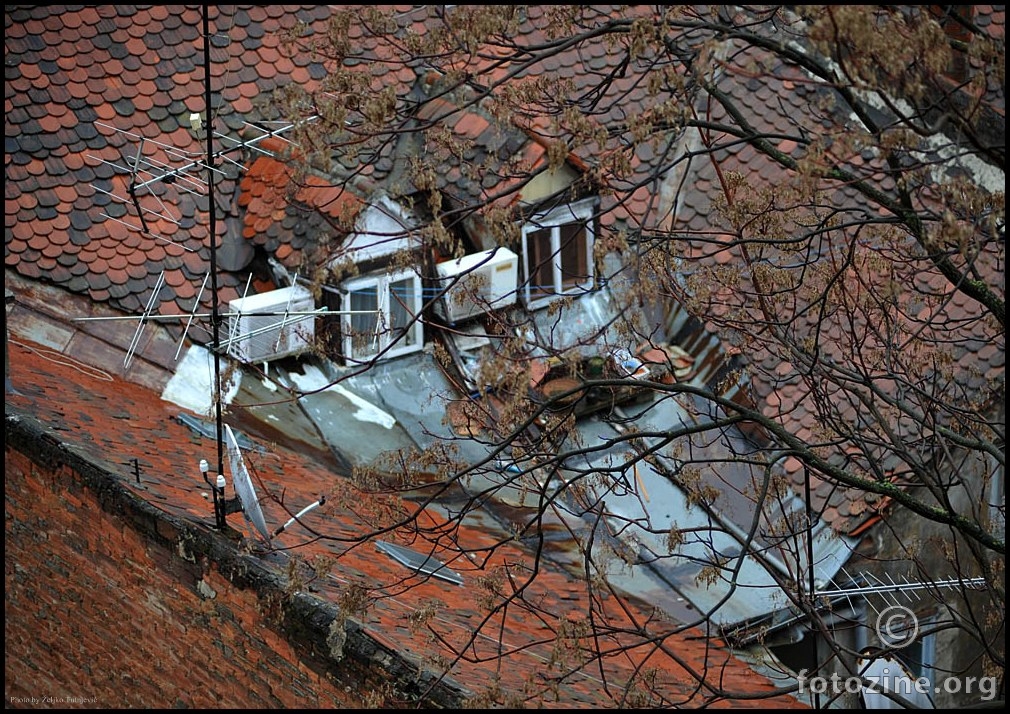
[227,284,316,363]
[435,247,519,324]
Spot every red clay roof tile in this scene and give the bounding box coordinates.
[5,334,807,708]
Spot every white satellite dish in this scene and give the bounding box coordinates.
[224,423,271,542]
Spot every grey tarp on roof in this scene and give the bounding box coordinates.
[292,352,495,469]
[556,389,856,631]
[285,361,419,466]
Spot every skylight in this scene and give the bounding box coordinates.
[375,540,464,586]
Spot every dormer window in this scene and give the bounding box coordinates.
[323,196,425,365]
[521,198,597,308]
[341,269,423,364]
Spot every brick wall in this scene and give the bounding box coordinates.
[4,416,466,709]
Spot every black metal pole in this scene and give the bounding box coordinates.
[202,7,225,484]
[5,290,14,394]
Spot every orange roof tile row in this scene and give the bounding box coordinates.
[5,338,807,708]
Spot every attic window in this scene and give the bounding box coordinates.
[375,540,464,585]
[341,269,423,363]
[521,198,596,308]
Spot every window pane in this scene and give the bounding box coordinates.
[559,222,589,288]
[388,277,418,346]
[526,228,555,298]
[349,286,379,356]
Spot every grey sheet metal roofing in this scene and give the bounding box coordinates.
[154,286,854,637]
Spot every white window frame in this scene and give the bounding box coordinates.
[341,269,423,363]
[520,198,596,308]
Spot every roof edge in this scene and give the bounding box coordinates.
[4,405,472,708]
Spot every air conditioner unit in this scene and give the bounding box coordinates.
[435,247,519,323]
[227,284,316,363]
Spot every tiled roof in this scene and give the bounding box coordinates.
[410,89,546,215]
[3,3,696,375]
[5,5,335,323]
[664,13,1005,533]
[4,335,806,708]
[394,6,681,233]
[5,5,1004,539]
[4,6,1001,697]
[237,144,365,272]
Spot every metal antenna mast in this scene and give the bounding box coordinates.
[72,7,372,537]
[202,6,225,492]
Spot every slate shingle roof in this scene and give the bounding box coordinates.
[6,4,335,324]
[236,138,365,271]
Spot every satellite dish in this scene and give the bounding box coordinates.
[224,423,271,542]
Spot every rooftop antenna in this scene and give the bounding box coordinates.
[69,6,376,532]
[197,423,325,544]
[815,570,987,603]
[80,5,242,482]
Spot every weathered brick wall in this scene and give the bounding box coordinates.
[4,447,359,709]
[4,415,469,709]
